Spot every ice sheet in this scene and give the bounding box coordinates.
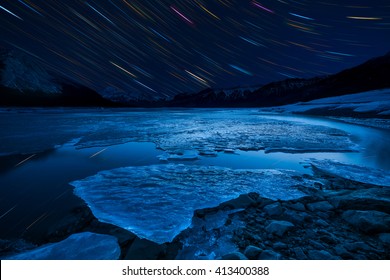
[5,232,120,260]
[71,164,315,244]
[0,109,356,156]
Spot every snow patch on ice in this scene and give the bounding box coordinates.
[5,232,120,260]
[70,164,315,244]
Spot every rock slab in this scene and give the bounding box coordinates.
[265,220,295,237]
[342,210,390,234]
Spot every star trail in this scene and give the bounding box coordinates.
[1,0,389,99]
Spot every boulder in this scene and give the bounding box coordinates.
[257,250,282,260]
[343,242,372,252]
[219,194,257,210]
[334,245,353,259]
[282,209,309,225]
[378,233,390,245]
[316,219,330,227]
[307,250,340,260]
[318,231,337,245]
[329,188,390,214]
[273,242,288,250]
[125,237,165,260]
[258,250,282,260]
[342,210,390,234]
[293,247,307,259]
[288,202,306,211]
[307,201,334,212]
[304,229,317,239]
[244,245,262,259]
[309,240,327,250]
[221,252,248,260]
[265,220,294,237]
[263,202,284,217]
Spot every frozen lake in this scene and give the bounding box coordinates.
[0,108,389,243]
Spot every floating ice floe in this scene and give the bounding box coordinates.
[5,232,120,260]
[311,159,390,187]
[157,150,200,161]
[70,164,317,244]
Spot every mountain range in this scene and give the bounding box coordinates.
[1,48,389,108]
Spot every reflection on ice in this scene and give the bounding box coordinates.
[71,164,317,244]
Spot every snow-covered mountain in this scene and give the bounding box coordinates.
[214,85,262,97]
[0,49,115,107]
[1,50,61,94]
[99,86,164,106]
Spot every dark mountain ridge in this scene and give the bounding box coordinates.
[166,51,390,108]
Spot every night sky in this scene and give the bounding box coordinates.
[1,0,390,99]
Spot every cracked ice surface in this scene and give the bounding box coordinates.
[311,159,390,187]
[0,109,356,156]
[74,110,357,156]
[70,164,316,244]
[5,232,120,260]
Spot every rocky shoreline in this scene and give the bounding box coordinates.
[173,167,390,260]
[2,163,390,260]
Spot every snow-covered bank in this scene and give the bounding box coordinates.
[264,89,390,125]
[258,89,390,130]
[285,89,390,115]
